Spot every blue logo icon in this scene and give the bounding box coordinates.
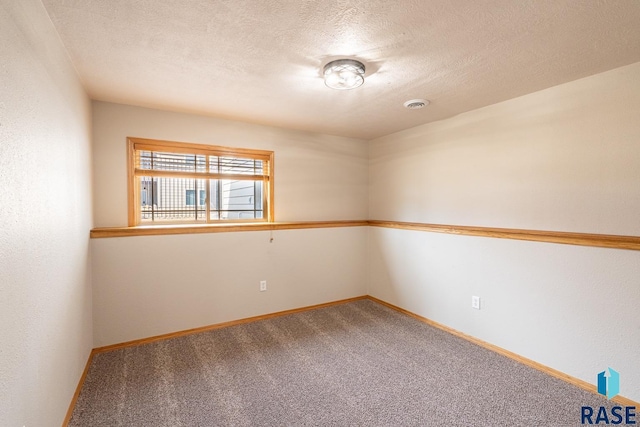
[597,367,620,399]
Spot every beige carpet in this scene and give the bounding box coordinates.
[69,299,616,426]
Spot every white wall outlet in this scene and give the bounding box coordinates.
[260,280,267,292]
[472,296,481,310]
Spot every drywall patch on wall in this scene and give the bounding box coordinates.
[0,1,92,425]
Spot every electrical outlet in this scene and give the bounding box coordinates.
[260,280,267,292]
[472,296,481,310]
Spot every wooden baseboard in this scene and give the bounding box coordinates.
[93,296,368,353]
[366,295,638,407]
[64,296,367,424]
[62,349,95,427]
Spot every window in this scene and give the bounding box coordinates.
[184,189,207,207]
[127,137,274,226]
[185,190,196,206]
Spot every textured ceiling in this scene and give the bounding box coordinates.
[41,0,640,140]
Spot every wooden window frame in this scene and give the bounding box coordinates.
[127,137,274,226]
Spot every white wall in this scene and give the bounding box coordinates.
[0,1,93,426]
[368,62,640,401]
[91,103,369,346]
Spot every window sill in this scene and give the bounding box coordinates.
[90,220,369,238]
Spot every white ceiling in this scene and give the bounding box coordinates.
[41,0,640,140]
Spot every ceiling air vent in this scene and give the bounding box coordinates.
[403,99,430,109]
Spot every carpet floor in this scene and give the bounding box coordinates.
[69,299,617,426]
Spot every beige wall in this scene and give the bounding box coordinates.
[0,1,93,426]
[368,62,640,401]
[92,227,368,346]
[91,103,370,346]
[370,63,640,235]
[92,101,369,227]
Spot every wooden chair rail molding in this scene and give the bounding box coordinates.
[90,219,640,251]
[89,220,369,238]
[368,220,640,251]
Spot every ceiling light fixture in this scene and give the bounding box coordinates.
[323,59,365,90]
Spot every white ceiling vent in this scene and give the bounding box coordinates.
[403,99,430,109]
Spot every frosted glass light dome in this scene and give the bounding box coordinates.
[323,59,365,90]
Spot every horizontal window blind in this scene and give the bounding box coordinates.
[128,137,273,226]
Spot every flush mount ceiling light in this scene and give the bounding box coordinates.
[323,59,365,90]
[403,99,430,109]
